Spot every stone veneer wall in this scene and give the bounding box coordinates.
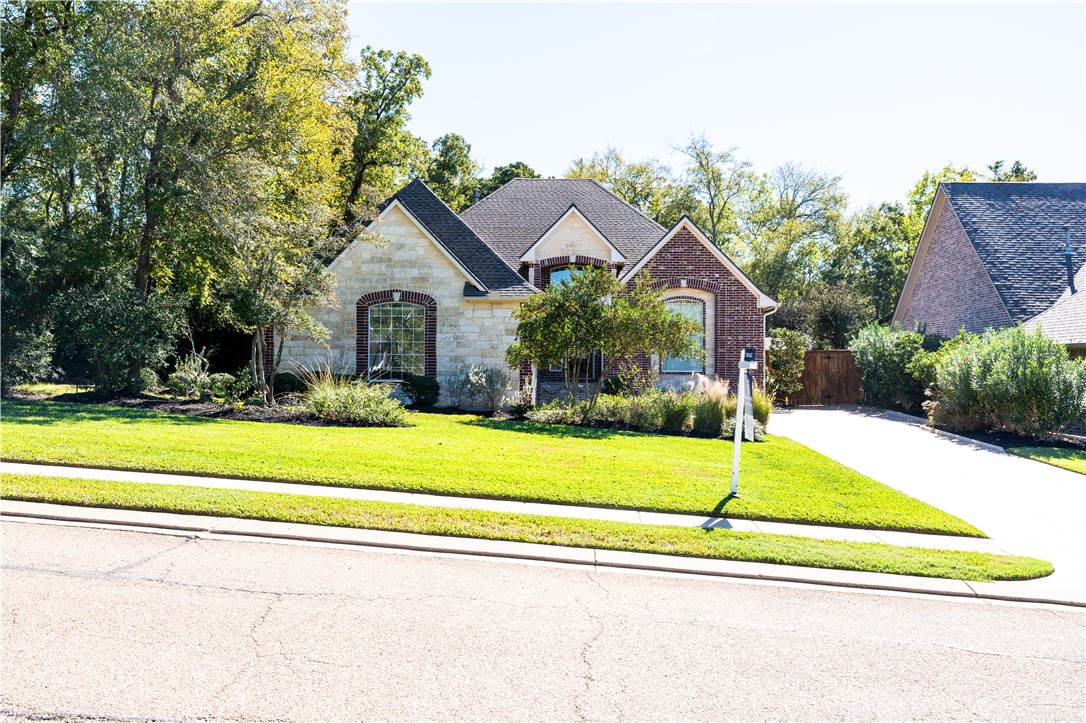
[276,205,522,403]
[900,202,1013,336]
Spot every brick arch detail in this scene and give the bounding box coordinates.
[356,289,438,378]
[648,277,726,294]
[537,255,619,289]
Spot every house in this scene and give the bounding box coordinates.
[894,182,1085,356]
[277,178,778,404]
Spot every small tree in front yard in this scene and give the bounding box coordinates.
[506,266,701,414]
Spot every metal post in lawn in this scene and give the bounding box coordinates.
[730,347,759,497]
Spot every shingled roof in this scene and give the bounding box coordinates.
[389,179,535,298]
[459,178,667,268]
[942,182,1086,322]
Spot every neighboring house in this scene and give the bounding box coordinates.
[894,182,1085,356]
[278,178,778,404]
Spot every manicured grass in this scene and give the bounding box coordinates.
[9,383,81,396]
[0,473,1050,582]
[0,399,984,536]
[1008,447,1086,475]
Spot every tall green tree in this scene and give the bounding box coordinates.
[568,146,696,227]
[987,160,1037,182]
[476,161,539,200]
[740,163,847,300]
[825,202,913,320]
[341,45,430,218]
[1,0,356,384]
[678,134,751,250]
[426,133,480,211]
[904,163,978,240]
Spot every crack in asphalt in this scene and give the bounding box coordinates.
[100,536,197,576]
[571,571,612,722]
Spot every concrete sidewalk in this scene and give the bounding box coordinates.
[1,461,1003,553]
[3,500,1082,607]
[772,406,1086,603]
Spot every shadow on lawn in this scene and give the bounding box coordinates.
[0,399,217,426]
[463,416,632,440]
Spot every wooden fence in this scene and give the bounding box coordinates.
[789,350,863,406]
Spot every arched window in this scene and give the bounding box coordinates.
[549,268,576,286]
[368,302,426,380]
[661,298,705,373]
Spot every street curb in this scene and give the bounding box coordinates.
[3,501,1081,609]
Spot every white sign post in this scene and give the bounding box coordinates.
[730,348,758,497]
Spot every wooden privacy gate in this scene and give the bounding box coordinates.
[791,350,863,406]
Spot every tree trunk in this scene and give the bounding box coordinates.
[251,331,272,406]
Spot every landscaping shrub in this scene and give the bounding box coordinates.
[767,328,811,403]
[52,282,184,394]
[509,380,535,417]
[526,399,587,425]
[0,326,56,389]
[690,380,731,436]
[138,368,160,393]
[306,376,407,426]
[722,416,766,441]
[927,326,1086,437]
[443,363,483,408]
[167,353,211,399]
[657,391,696,433]
[849,322,939,411]
[752,386,773,426]
[624,391,664,432]
[477,365,511,414]
[401,374,440,407]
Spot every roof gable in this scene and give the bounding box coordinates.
[941,182,1086,322]
[621,217,777,309]
[460,178,665,268]
[519,204,626,263]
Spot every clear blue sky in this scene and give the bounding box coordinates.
[347,2,1085,210]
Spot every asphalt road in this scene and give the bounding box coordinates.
[2,520,1084,721]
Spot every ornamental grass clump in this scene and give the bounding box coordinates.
[302,367,407,426]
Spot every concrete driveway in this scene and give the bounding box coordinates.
[771,406,1086,600]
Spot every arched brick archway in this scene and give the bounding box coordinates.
[536,255,616,289]
[356,289,437,378]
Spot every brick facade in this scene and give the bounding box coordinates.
[631,227,766,388]
[899,202,1012,336]
[355,289,438,378]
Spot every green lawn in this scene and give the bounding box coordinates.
[0,399,983,536]
[1008,447,1086,475]
[1,473,1049,582]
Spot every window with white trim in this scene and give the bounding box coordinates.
[661,298,705,373]
[368,302,425,380]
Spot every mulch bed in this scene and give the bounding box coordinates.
[3,389,344,427]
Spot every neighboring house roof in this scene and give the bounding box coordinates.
[386,179,535,298]
[460,178,667,268]
[1024,263,1086,345]
[939,182,1086,322]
